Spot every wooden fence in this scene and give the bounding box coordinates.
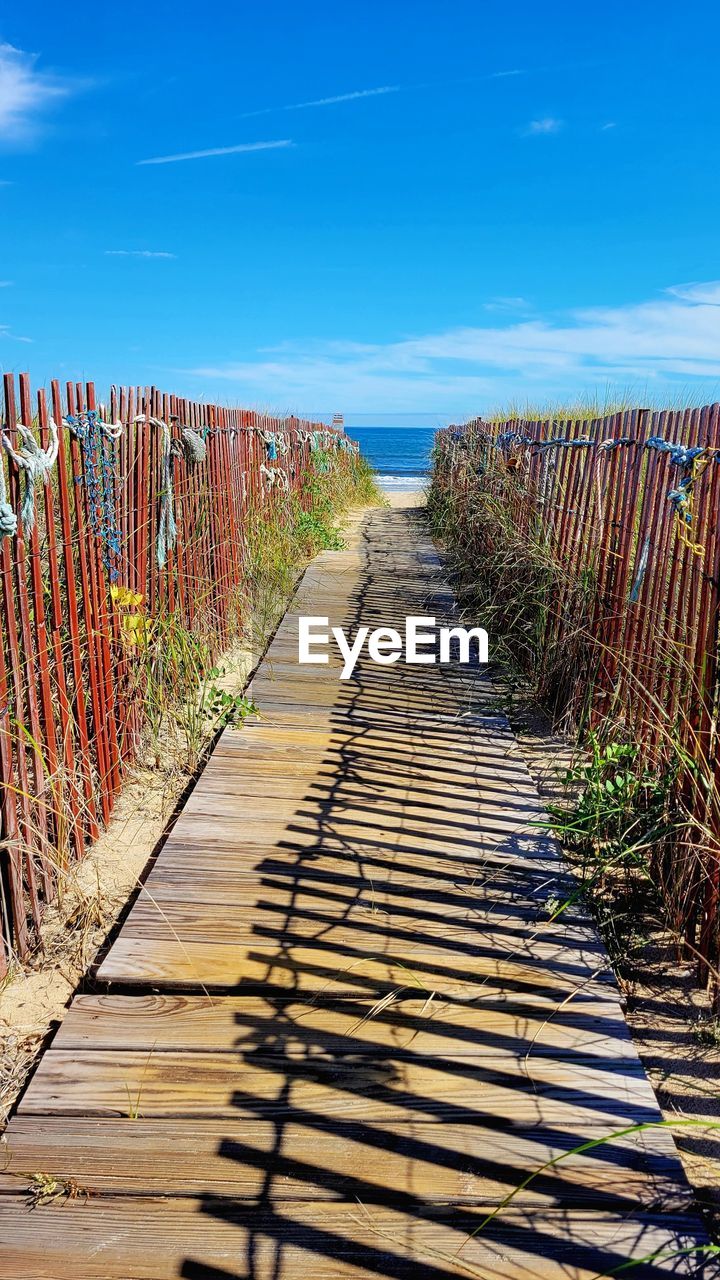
[0,372,357,970]
[432,406,720,986]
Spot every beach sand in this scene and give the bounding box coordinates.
[383,486,426,508]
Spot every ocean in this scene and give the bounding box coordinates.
[349,426,438,491]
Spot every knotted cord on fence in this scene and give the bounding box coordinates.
[133,414,178,569]
[66,410,124,578]
[1,417,59,536]
[646,435,720,555]
[169,417,207,465]
[260,461,290,492]
[0,453,17,539]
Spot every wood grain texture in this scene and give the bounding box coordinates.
[0,1199,708,1279]
[0,1117,688,1208]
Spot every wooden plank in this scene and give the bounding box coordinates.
[113,905,605,975]
[53,995,636,1058]
[143,843,569,889]
[95,934,615,997]
[16,1050,659,1124]
[134,875,589,928]
[144,817,563,870]
[0,1198,707,1279]
[0,1117,688,1208]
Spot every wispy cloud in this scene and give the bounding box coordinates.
[180,283,720,413]
[600,121,616,131]
[240,86,399,119]
[0,324,32,343]
[523,116,564,136]
[0,280,13,287]
[105,249,176,259]
[483,296,531,313]
[0,42,73,142]
[137,139,292,166]
[238,70,529,119]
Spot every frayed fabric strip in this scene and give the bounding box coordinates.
[1,417,59,536]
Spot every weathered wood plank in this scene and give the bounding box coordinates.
[17,1050,660,1124]
[0,1198,708,1279]
[95,934,616,997]
[52,995,635,1058]
[0,1117,689,1208]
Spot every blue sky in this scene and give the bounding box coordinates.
[2,1,720,422]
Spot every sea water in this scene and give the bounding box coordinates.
[350,427,437,492]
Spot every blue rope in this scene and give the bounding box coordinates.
[533,436,593,451]
[495,431,534,448]
[597,436,635,452]
[629,535,651,603]
[644,435,720,552]
[66,411,122,581]
[667,476,694,524]
[645,436,706,468]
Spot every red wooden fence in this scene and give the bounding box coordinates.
[432,407,720,987]
[0,373,357,970]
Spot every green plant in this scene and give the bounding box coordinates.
[551,735,672,866]
[201,674,258,731]
[294,507,345,551]
[691,1015,720,1046]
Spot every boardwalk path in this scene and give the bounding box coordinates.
[0,503,711,1278]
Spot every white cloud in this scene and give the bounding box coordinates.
[0,43,71,141]
[180,282,720,414]
[137,139,292,166]
[0,324,32,343]
[238,71,528,119]
[240,86,400,118]
[665,282,720,305]
[105,250,176,259]
[523,117,564,136]
[482,296,531,313]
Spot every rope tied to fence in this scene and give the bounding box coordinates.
[133,415,177,569]
[64,410,123,444]
[65,411,123,579]
[0,453,17,539]
[1,417,59,536]
[645,436,705,468]
[495,431,534,449]
[169,418,207,465]
[645,435,720,555]
[260,430,279,461]
[260,462,290,493]
[597,436,635,452]
[531,436,593,454]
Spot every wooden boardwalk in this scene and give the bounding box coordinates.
[0,505,712,1278]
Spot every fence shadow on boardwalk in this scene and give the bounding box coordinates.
[178,505,708,1279]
